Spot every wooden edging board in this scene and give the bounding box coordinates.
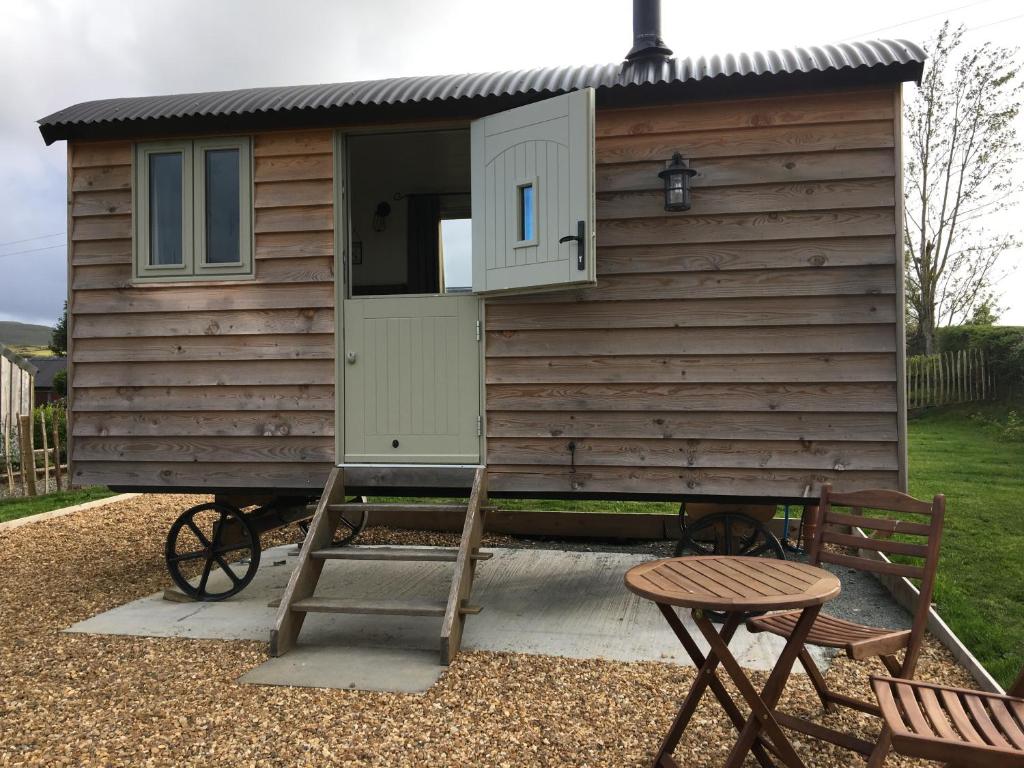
[0,493,141,533]
[369,508,678,539]
[365,508,802,540]
[853,527,1004,694]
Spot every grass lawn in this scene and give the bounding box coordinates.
[0,486,117,524]
[907,401,1024,690]
[6,344,55,358]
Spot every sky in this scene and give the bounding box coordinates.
[1,0,1022,327]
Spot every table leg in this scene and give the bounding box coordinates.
[650,609,743,767]
[694,605,823,768]
[656,604,776,768]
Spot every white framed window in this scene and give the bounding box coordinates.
[514,178,538,248]
[134,137,252,281]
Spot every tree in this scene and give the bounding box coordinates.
[49,301,67,356]
[904,22,1022,353]
[52,370,67,398]
[969,300,1000,326]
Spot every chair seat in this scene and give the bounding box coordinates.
[746,610,911,660]
[871,676,1024,768]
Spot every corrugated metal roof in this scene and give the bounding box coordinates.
[38,39,924,144]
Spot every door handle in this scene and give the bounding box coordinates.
[346,351,357,364]
[558,220,586,271]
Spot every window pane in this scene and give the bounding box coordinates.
[205,148,240,263]
[519,184,534,242]
[149,152,183,266]
[441,218,472,293]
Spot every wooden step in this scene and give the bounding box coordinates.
[271,465,490,665]
[311,546,493,563]
[281,597,481,617]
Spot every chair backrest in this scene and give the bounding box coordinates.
[1010,666,1024,698]
[808,485,945,674]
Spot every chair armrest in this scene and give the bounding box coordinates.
[847,629,911,660]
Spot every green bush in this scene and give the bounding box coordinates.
[52,369,67,398]
[32,402,67,464]
[936,325,1024,398]
[971,409,1024,441]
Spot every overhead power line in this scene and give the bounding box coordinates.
[841,0,998,41]
[0,243,66,260]
[0,231,65,248]
[966,11,1024,31]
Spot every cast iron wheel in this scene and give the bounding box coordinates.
[297,496,368,547]
[675,511,786,623]
[165,502,260,601]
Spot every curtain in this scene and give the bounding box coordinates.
[406,194,441,294]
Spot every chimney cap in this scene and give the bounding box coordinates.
[626,0,673,61]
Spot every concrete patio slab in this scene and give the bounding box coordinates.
[239,645,445,693]
[68,545,832,691]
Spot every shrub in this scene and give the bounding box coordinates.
[971,409,1024,441]
[52,369,67,398]
[32,402,68,464]
[937,325,1024,398]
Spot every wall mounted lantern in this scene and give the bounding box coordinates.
[658,153,697,212]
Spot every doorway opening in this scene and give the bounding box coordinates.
[347,129,471,297]
[341,128,481,466]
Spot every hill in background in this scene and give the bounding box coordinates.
[0,321,54,355]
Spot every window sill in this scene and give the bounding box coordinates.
[129,272,256,287]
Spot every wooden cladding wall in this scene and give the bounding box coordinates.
[68,130,335,491]
[485,87,904,498]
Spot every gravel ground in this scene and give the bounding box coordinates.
[0,493,975,767]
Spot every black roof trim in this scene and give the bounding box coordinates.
[39,39,925,145]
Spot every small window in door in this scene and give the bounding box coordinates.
[440,218,472,293]
[515,180,538,247]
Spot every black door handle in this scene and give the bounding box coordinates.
[558,220,586,271]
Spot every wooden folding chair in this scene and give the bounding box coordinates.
[871,667,1024,767]
[746,484,945,767]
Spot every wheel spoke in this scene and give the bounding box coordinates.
[169,550,208,564]
[738,528,757,550]
[738,531,759,555]
[197,557,214,595]
[185,520,211,548]
[214,555,243,585]
[722,518,734,555]
[213,542,252,557]
[745,543,772,558]
[211,512,227,548]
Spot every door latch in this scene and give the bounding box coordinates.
[558,220,586,271]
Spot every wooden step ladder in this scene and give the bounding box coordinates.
[270,465,489,665]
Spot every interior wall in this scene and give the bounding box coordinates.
[348,130,470,291]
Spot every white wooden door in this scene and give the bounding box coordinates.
[471,88,596,295]
[343,296,481,464]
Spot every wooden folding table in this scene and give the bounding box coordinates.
[625,556,840,768]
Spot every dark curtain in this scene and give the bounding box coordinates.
[406,194,441,294]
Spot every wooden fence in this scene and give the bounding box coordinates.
[1,406,66,497]
[2,345,37,490]
[907,348,993,409]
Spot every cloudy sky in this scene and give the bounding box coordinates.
[1,0,1022,327]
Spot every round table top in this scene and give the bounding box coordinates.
[625,556,840,613]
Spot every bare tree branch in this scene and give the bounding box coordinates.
[903,21,1022,353]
